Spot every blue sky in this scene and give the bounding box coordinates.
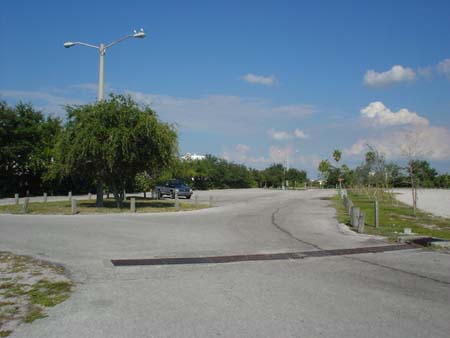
[1,0,450,177]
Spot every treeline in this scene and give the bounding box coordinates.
[0,99,308,199]
[0,101,70,196]
[151,157,307,190]
[318,148,450,189]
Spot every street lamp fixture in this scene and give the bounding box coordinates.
[63,28,146,101]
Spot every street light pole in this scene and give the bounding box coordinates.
[98,43,105,101]
[64,29,146,101]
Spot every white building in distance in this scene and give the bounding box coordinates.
[181,153,206,160]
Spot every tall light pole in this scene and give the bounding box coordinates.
[64,29,146,101]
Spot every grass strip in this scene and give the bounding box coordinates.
[332,191,450,240]
[0,197,208,215]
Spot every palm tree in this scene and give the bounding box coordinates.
[333,149,342,164]
[333,149,342,189]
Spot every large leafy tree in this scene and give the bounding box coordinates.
[55,94,177,207]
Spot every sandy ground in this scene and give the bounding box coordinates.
[394,189,450,218]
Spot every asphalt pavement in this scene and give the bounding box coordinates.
[1,189,449,338]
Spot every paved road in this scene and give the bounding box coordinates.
[1,189,449,338]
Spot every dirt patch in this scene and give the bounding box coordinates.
[0,252,73,337]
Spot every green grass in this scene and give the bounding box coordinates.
[0,197,208,215]
[28,280,72,307]
[332,191,450,240]
[0,330,12,337]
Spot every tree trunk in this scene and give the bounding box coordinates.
[96,181,104,208]
[111,183,123,209]
[112,190,123,209]
[409,163,417,216]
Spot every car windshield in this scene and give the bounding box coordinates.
[168,180,188,187]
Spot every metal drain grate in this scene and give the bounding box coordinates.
[302,244,413,257]
[111,244,413,266]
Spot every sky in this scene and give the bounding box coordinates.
[1,0,450,177]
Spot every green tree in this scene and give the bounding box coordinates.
[385,163,407,187]
[0,101,62,197]
[251,168,264,188]
[340,164,353,187]
[333,149,342,164]
[352,145,388,189]
[435,173,450,188]
[286,168,307,187]
[318,160,331,180]
[262,164,285,188]
[134,172,153,198]
[55,94,177,207]
[411,160,438,188]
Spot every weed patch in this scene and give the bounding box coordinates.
[0,252,73,336]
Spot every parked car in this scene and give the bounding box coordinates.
[155,179,193,199]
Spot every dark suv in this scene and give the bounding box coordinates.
[156,179,193,199]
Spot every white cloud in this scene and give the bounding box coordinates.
[294,128,308,139]
[296,154,322,171]
[268,128,309,141]
[417,66,433,80]
[221,144,270,166]
[345,139,367,156]
[127,91,314,135]
[1,87,315,136]
[242,73,276,86]
[271,104,316,117]
[268,145,293,163]
[361,101,428,127]
[129,92,269,133]
[437,58,450,79]
[364,65,416,88]
[364,58,450,85]
[345,126,450,161]
[222,143,321,176]
[268,129,292,141]
[235,144,250,153]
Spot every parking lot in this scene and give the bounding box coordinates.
[1,189,449,338]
